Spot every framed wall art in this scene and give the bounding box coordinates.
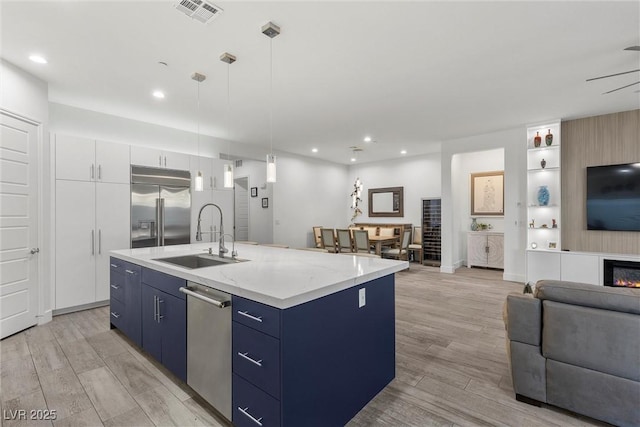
[262,198,269,208]
[251,187,258,197]
[470,171,504,216]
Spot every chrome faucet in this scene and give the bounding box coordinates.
[196,203,228,257]
[221,233,237,259]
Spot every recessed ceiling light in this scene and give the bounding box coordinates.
[350,157,356,162]
[400,150,407,155]
[363,136,372,143]
[152,90,165,99]
[29,54,47,64]
[311,148,318,153]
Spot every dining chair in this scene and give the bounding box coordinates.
[382,229,412,261]
[320,228,338,253]
[312,226,323,248]
[336,229,353,253]
[408,226,423,263]
[353,229,373,254]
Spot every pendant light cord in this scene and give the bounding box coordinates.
[197,80,201,171]
[269,37,273,156]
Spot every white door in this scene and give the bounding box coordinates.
[95,182,130,301]
[55,134,95,181]
[55,180,96,309]
[95,140,130,184]
[234,177,249,241]
[0,112,39,338]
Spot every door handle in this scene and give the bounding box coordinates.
[157,298,163,322]
[98,164,102,180]
[159,155,162,167]
[30,248,40,255]
[91,164,95,180]
[91,230,95,255]
[163,156,167,167]
[159,198,165,246]
[98,229,102,254]
[153,295,157,321]
[155,198,161,246]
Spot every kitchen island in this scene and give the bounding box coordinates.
[110,243,407,426]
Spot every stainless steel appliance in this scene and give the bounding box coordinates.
[179,282,232,420]
[131,165,191,248]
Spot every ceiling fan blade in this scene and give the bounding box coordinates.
[602,81,640,94]
[586,69,640,82]
[624,46,640,51]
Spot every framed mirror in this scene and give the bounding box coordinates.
[368,187,404,217]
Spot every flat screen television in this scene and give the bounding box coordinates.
[586,163,640,231]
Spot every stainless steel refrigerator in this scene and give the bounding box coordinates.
[131,165,191,248]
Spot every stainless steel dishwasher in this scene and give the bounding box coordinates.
[179,282,232,420]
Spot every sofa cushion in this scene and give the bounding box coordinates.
[535,280,640,315]
[542,300,640,381]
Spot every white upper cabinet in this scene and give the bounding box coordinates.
[131,146,190,171]
[56,134,96,181]
[56,135,130,183]
[95,140,130,183]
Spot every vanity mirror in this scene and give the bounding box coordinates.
[368,187,404,217]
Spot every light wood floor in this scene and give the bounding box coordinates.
[0,266,606,427]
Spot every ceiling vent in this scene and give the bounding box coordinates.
[174,0,223,24]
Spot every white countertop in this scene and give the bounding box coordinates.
[111,243,408,309]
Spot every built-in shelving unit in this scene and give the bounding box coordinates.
[526,121,561,252]
[422,198,441,266]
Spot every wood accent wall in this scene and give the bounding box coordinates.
[561,109,640,254]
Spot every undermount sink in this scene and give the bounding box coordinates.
[154,254,247,269]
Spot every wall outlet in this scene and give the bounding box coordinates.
[358,288,366,308]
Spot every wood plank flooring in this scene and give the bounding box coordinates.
[0,266,607,426]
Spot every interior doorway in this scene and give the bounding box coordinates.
[234,177,249,241]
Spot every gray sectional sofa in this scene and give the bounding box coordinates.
[504,280,640,427]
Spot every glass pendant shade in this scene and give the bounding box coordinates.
[266,154,277,183]
[194,171,204,192]
[223,163,234,188]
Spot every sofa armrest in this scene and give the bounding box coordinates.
[506,295,541,346]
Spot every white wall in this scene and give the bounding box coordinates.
[272,154,349,248]
[452,149,505,266]
[441,128,526,282]
[1,59,52,320]
[233,159,273,244]
[347,153,442,227]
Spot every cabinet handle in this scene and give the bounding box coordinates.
[157,298,163,322]
[110,263,118,268]
[98,164,102,180]
[238,352,263,367]
[153,295,157,321]
[91,230,95,255]
[237,310,263,323]
[110,284,120,289]
[110,312,120,319]
[164,156,167,167]
[159,155,162,166]
[98,229,102,254]
[209,176,213,189]
[125,269,136,274]
[91,164,95,180]
[237,407,263,426]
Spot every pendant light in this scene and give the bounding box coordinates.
[220,52,236,188]
[192,72,206,192]
[263,22,280,183]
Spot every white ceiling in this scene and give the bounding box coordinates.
[2,1,639,164]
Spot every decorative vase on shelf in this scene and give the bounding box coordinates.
[534,132,541,148]
[540,158,547,169]
[470,218,479,231]
[537,185,550,206]
[545,129,553,146]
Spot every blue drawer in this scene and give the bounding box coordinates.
[141,267,185,299]
[110,257,127,274]
[233,322,281,399]
[233,296,280,338]
[233,374,280,427]
[110,272,125,302]
[110,298,126,330]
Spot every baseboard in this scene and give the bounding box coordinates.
[53,300,109,316]
[503,272,525,283]
[440,265,456,274]
[37,309,52,325]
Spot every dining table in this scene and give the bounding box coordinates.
[368,235,400,256]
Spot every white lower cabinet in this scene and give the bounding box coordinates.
[467,232,504,269]
[56,180,129,310]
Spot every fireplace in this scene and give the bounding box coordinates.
[603,259,640,288]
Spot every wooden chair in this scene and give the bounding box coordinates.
[353,229,373,254]
[336,229,353,253]
[312,226,323,248]
[320,228,338,253]
[408,226,423,263]
[382,229,411,261]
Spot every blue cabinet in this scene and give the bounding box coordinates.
[109,258,141,346]
[232,274,395,427]
[141,270,187,382]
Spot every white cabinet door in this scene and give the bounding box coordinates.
[467,233,487,267]
[95,183,130,301]
[96,140,130,184]
[560,253,599,285]
[131,146,163,168]
[163,150,190,171]
[487,234,504,269]
[56,134,95,181]
[55,180,96,309]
